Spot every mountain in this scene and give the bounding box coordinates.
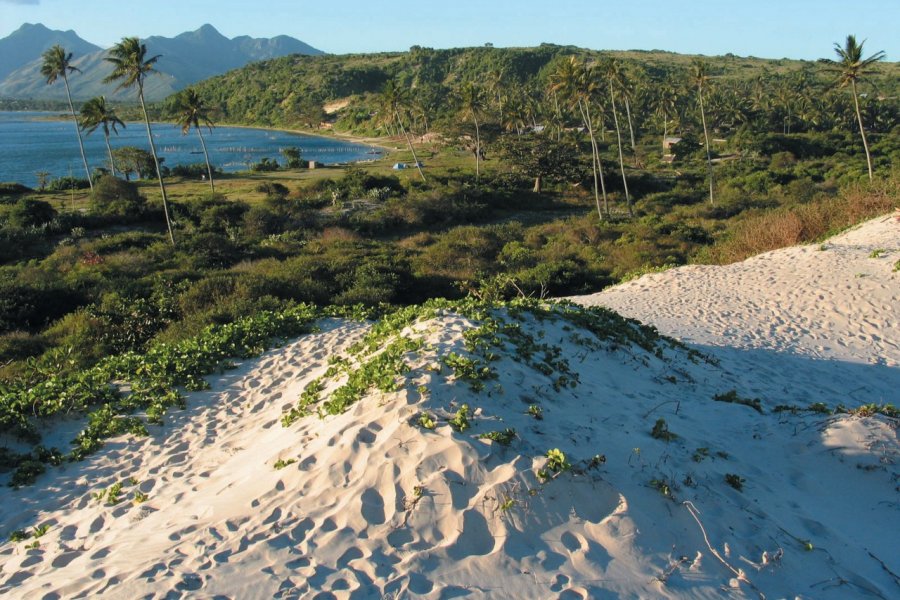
[0,23,323,102]
[0,23,101,81]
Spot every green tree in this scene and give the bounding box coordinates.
[691,59,715,204]
[824,35,886,180]
[458,81,487,180]
[40,45,93,191]
[173,88,216,191]
[380,80,426,182]
[601,56,633,216]
[652,80,679,157]
[104,37,175,245]
[111,146,155,180]
[80,96,125,177]
[549,57,608,219]
[280,147,303,169]
[498,133,581,193]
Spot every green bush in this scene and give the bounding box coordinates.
[5,198,57,228]
[89,175,147,218]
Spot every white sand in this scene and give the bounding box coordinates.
[1,216,898,599]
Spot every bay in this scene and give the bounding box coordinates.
[0,111,380,187]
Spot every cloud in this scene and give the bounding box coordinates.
[0,0,40,4]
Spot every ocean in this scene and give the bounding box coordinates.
[0,111,379,187]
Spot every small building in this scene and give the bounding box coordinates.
[662,137,682,151]
[308,161,319,169]
[392,163,407,170]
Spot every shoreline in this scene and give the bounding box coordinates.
[0,111,396,185]
[1,109,395,154]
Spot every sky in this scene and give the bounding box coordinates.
[1,0,898,61]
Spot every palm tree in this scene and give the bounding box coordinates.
[549,57,608,219]
[41,45,93,191]
[601,56,633,216]
[104,37,175,245]
[691,59,714,204]
[652,80,679,158]
[174,88,216,191]
[381,80,426,182]
[458,82,486,180]
[824,35,885,180]
[80,96,125,177]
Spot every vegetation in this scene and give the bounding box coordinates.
[1,39,897,489]
[104,37,176,245]
[40,45,93,190]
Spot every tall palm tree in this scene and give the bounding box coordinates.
[380,80,426,182]
[601,57,633,216]
[80,96,125,177]
[104,37,175,245]
[174,88,216,191]
[549,57,608,219]
[652,80,679,157]
[41,45,93,190]
[458,82,486,180]
[691,59,714,204]
[824,35,885,180]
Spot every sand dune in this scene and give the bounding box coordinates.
[1,216,898,599]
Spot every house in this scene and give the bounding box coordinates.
[662,137,682,152]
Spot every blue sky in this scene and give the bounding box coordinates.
[1,0,897,60]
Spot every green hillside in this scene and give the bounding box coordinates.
[181,44,900,137]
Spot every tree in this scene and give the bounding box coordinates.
[80,96,125,177]
[601,56,633,216]
[104,37,175,245]
[35,171,50,191]
[111,146,155,180]
[652,80,679,157]
[498,133,581,193]
[691,59,715,204]
[549,57,608,219]
[281,147,303,169]
[458,82,487,180]
[824,35,886,180]
[40,45,93,191]
[380,80,426,182]
[173,88,216,191]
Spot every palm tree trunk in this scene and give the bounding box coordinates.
[473,111,481,181]
[396,110,426,182]
[553,92,562,142]
[138,82,175,246]
[581,100,608,219]
[62,73,93,191]
[196,126,215,192]
[609,87,633,217]
[103,132,116,177]
[851,80,874,181]
[662,116,668,158]
[624,96,636,150]
[698,84,714,204]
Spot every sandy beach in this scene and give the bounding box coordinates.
[1,215,897,599]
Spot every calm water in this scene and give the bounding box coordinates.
[0,111,380,187]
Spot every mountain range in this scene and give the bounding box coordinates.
[0,23,323,102]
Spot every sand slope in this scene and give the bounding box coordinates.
[1,216,898,599]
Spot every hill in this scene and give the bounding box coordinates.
[0,23,323,102]
[0,216,897,597]
[181,44,900,136]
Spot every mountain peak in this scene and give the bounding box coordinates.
[0,23,322,101]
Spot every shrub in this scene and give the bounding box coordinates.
[5,198,57,228]
[0,331,46,362]
[89,176,147,218]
